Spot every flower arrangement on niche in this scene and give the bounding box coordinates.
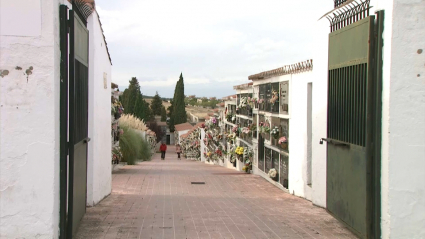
[278,136,287,144]
[232,125,240,136]
[270,126,279,139]
[278,136,288,150]
[215,149,223,157]
[249,123,257,132]
[241,127,250,135]
[269,89,279,105]
[211,117,217,125]
[268,168,278,179]
[226,112,234,122]
[239,97,248,109]
[259,121,270,134]
[235,146,244,155]
[248,97,257,108]
[242,162,252,173]
[112,147,123,164]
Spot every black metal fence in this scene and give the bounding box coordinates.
[327,0,371,32]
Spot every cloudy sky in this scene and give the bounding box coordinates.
[96,0,330,98]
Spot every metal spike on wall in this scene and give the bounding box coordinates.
[73,0,94,20]
[248,59,313,81]
[322,0,371,32]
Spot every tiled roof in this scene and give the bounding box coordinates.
[175,122,193,132]
[233,82,253,90]
[222,95,236,100]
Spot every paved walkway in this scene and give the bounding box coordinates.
[75,146,357,239]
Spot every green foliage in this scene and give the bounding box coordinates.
[170,73,187,132]
[150,91,163,116]
[160,106,166,121]
[119,126,152,165]
[122,77,153,122]
[167,100,175,132]
[167,100,173,117]
[122,77,140,114]
[183,95,220,108]
[134,94,153,122]
[139,137,151,161]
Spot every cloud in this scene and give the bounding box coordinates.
[97,0,330,98]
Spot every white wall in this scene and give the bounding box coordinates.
[177,129,190,144]
[0,0,61,238]
[287,72,314,201]
[200,129,206,162]
[86,11,112,207]
[312,0,425,236]
[311,16,330,208]
[381,0,425,237]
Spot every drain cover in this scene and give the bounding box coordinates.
[191,182,205,184]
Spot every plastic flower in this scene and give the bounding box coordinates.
[241,127,250,134]
[278,136,287,144]
[268,168,277,178]
[269,89,279,104]
[235,146,244,155]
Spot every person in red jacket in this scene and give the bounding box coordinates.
[160,142,167,160]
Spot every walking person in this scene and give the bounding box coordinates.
[176,144,182,160]
[160,142,167,160]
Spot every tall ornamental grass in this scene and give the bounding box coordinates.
[119,126,152,165]
[118,114,148,131]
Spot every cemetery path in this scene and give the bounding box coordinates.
[75,146,357,239]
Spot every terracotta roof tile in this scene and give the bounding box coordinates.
[175,122,193,131]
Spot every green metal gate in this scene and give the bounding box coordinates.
[323,4,383,238]
[60,3,90,238]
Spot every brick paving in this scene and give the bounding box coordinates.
[75,146,357,239]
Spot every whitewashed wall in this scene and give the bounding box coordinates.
[200,129,206,162]
[176,129,190,144]
[0,0,62,238]
[86,10,112,207]
[287,72,313,200]
[311,14,330,208]
[313,0,425,237]
[378,0,425,237]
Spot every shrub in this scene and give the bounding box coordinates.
[139,138,151,161]
[119,126,152,164]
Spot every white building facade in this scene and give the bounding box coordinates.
[197,0,425,237]
[0,0,112,238]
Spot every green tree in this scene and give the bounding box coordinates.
[122,77,153,122]
[150,91,163,116]
[133,94,153,122]
[160,106,167,122]
[122,77,140,115]
[171,73,187,130]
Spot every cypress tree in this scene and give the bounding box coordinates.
[122,77,140,115]
[150,91,163,116]
[172,73,187,126]
[160,106,167,122]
